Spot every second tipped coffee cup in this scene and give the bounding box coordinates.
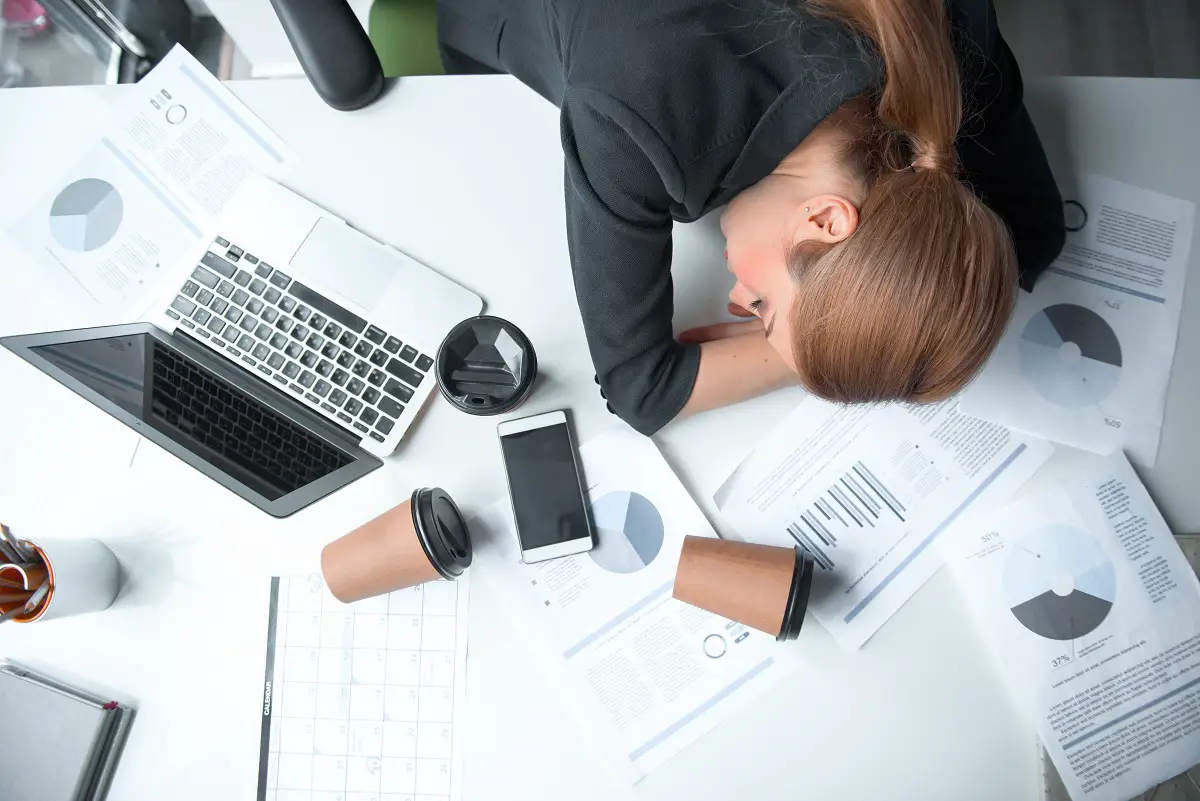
[673,536,813,641]
[322,488,473,603]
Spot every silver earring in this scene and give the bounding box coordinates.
[804,207,810,212]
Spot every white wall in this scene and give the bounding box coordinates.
[203,0,373,77]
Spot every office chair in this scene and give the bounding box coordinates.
[270,0,442,112]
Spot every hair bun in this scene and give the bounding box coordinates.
[911,146,957,173]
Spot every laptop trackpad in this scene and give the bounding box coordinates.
[290,218,399,312]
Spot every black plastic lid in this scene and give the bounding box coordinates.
[410,487,473,580]
[435,316,538,415]
[777,547,814,641]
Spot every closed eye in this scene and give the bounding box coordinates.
[748,299,764,311]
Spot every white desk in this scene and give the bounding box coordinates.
[0,75,1197,801]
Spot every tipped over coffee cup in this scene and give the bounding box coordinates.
[673,536,813,640]
[321,487,473,603]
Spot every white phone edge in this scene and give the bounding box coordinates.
[496,409,595,563]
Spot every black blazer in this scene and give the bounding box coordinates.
[437,0,1065,435]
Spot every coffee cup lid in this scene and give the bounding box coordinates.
[777,547,814,641]
[411,488,473,580]
[435,316,537,415]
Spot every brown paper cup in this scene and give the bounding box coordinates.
[673,536,812,640]
[321,488,473,604]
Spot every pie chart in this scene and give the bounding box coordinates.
[49,178,123,252]
[1018,304,1122,408]
[588,491,664,574]
[1002,525,1116,641]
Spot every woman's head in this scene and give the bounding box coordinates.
[721,0,1018,402]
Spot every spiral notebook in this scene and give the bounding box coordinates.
[0,662,134,801]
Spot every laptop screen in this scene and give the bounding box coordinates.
[31,333,355,502]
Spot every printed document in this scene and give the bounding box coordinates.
[715,398,1053,650]
[962,174,1195,467]
[472,428,794,784]
[942,454,1200,801]
[11,45,294,319]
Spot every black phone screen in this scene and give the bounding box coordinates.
[500,422,590,550]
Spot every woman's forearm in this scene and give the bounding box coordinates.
[679,334,797,417]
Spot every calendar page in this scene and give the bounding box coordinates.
[257,573,470,801]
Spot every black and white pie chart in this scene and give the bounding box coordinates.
[49,178,123,252]
[1002,525,1116,641]
[1018,304,1122,408]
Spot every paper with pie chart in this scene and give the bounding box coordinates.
[943,453,1200,801]
[10,45,294,319]
[471,428,795,783]
[962,174,1195,467]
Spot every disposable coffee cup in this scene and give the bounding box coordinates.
[435,315,537,415]
[321,488,472,603]
[672,536,813,641]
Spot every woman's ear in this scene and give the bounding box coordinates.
[796,195,859,244]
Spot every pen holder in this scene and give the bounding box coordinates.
[0,530,121,623]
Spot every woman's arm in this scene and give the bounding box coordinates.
[676,319,797,417]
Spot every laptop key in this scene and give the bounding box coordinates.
[331,369,349,387]
[307,334,325,351]
[264,287,282,303]
[221,326,239,343]
[181,319,196,329]
[269,271,292,289]
[369,349,389,367]
[196,288,214,306]
[256,364,272,377]
[321,402,337,413]
[194,309,212,325]
[282,362,301,379]
[207,317,225,335]
[267,353,286,369]
[261,307,279,324]
[299,371,316,388]
[242,355,257,368]
[305,393,321,404]
[415,354,434,372]
[171,296,197,316]
[309,314,328,331]
[233,289,250,306]
[227,245,244,260]
[329,389,348,406]
[383,336,402,353]
[255,262,273,279]
[344,398,364,415]
[272,374,287,385]
[322,342,339,359]
[166,310,180,320]
[279,296,297,313]
[360,407,379,425]
[244,253,259,265]
[314,380,331,397]
[233,270,252,287]
[238,334,255,351]
[354,340,373,357]
[299,351,318,368]
[285,342,303,359]
[246,297,265,315]
[375,416,395,435]
[315,360,334,377]
[216,280,234,298]
[224,307,243,324]
[197,329,211,338]
[352,359,370,377]
[252,344,271,361]
[270,333,288,350]
[239,315,258,332]
[255,324,273,341]
[385,358,424,388]
[368,370,386,387]
[192,267,219,288]
[324,322,342,339]
[210,298,229,315]
[215,236,230,247]
[291,325,310,342]
[379,396,405,418]
[337,412,353,424]
[364,326,386,345]
[200,251,237,278]
[399,345,418,363]
[276,317,294,333]
[338,352,357,370]
[181,280,199,298]
[369,432,386,443]
[362,388,381,405]
[384,379,414,403]
[353,422,369,434]
[294,306,312,323]
[339,331,357,349]
[347,378,365,395]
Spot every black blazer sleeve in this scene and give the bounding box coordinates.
[560,89,700,436]
[956,8,1066,290]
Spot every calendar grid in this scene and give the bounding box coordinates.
[258,573,469,801]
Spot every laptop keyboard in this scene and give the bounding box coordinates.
[150,342,353,493]
[164,237,436,444]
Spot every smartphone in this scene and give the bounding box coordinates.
[497,410,594,563]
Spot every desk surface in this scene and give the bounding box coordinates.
[0,75,1197,801]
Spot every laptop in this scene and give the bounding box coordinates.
[2,176,482,517]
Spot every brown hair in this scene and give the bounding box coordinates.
[788,0,1017,403]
